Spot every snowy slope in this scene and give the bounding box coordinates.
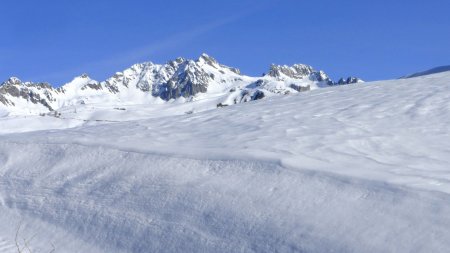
[0,72,449,252]
[402,65,450,78]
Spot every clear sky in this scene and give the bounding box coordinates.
[1,0,449,85]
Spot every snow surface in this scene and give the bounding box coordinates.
[0,72,450,252]
[403,65,450,78]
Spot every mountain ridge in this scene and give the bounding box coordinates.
[0,54,362,116]
[402,65,450,79]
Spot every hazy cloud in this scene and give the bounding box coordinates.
[30,10,259,85]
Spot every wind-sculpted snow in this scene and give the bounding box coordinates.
[1,144,450,253]
[0,72,449,252]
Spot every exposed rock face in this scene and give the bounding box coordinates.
[336,77,364,85]
[267,64,315,80]
[312,71,334,85]
[5,77,22,86]
[156,59,211,100]
[104,56,218,101]
[290,84,311,92]
[266,64,334,86]
[0,77,57,110]
[0,54,363,115]
[198,53,241,75]
[252,90,265,100]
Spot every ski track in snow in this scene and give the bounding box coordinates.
[0,237,15,253]
[0,72,450,252]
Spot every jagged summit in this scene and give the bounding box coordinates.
[265,64,333,86]
[79,73,90,79]
[0,54,363,116]
[267,64,315,79]
[67,73,95,81]
[337,77,364,85]
[198,53,216,64]
[3,77,22,85]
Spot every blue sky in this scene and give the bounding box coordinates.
[1,0,449,85]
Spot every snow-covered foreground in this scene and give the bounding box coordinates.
[0,72,450,252]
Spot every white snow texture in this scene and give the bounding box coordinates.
[0,69,449,252]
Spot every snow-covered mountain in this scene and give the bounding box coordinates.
[402,65,450,78]
[0,54,362,116]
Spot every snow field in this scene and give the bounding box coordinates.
[0,71,449,252]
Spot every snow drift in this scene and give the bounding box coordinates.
[0,70,449,252]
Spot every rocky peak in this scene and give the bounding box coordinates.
[167,57,187,68]
[26,82,53,89]
[310,71,333,85]
[336,77,363,85]
[80,73,90,79]
[197,53,241,75]
[154,58,212,100]
[0,77,56,110]
[198,53,219,67]
[3,77,22,86]
[66,75,91,85]
[1,77,54,92]
[267,64,315,80]
[128,62,155,73]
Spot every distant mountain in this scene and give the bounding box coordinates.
[0,54,362,116]
[402,65,450,79]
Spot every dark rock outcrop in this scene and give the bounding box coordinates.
[336,77,363,85]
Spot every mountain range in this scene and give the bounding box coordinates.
[0,54,362,116]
